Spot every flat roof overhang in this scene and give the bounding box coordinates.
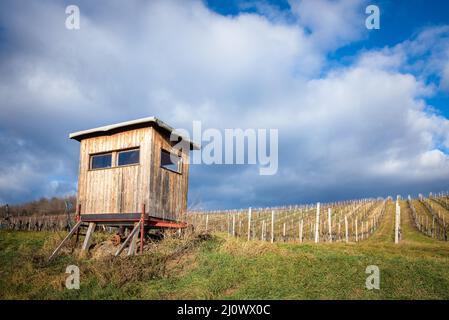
[69,116,200,150]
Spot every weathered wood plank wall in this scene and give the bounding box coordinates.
[76,126,189,220]
[78,128,151,214]
[148,129,189,221]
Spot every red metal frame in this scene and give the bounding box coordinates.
[75,203,190,254]
[147,218,188,229]
[79,215,190,228]
[76,204,81,222]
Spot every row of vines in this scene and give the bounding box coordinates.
[187,198,386,243]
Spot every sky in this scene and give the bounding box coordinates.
[1,0,449,209]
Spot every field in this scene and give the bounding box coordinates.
[1,198,449,299]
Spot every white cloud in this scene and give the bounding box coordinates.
[395,26,449,91]
[0,0,449,207]
[288,0,367,50]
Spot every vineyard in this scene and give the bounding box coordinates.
[187,193,449,244]
[409,194,449,241]
[1,193,449,244]
[1,214,72,232]
[2,192,449,299]
[187,199,386,243]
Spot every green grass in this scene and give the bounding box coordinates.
[1,200,449,299]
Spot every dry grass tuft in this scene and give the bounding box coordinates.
[219,236,288,257]
[81,232,211,287]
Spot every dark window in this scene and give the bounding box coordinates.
[90,153,112,169]
[161,149,181,173]
[118,149,140,166]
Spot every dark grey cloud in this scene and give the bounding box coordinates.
[1,0,449,208]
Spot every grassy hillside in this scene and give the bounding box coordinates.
[1,200,449,299]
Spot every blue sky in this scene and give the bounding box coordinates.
[1,0,449,209]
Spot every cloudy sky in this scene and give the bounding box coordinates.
[1,0,449,209]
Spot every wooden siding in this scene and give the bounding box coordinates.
[76,125,189,221]
[148,128,189,221]
[77,128,152,214]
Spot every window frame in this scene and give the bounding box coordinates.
[88,147,141,171]
[160,149,182,174]
[117,148,140,167]
[89,152,113,170]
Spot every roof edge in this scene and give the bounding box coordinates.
[69,117,200,150]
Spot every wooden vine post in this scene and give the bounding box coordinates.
[345,215,349,243]
[247,207,252,241]
[395,200,400,244]
[315,202,320,243]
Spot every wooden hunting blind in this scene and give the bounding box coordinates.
[49,117,199,260]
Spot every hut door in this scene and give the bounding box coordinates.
[116,148,141,213]
[117,166,141,213]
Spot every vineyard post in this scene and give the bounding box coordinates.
[315,202,320,243]
[355,218,358,242]
[247,207,252,241]
[345,215,349,243]
[299,219,303,243]
[232,214,235,237]
[205,214,209,233]
[395,201,400,244]
[398,202,401,240]
[283,223,286,241]
[328,207,332,243]
[271,210,275,243]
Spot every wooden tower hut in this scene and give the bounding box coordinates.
[49,117,199,259]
